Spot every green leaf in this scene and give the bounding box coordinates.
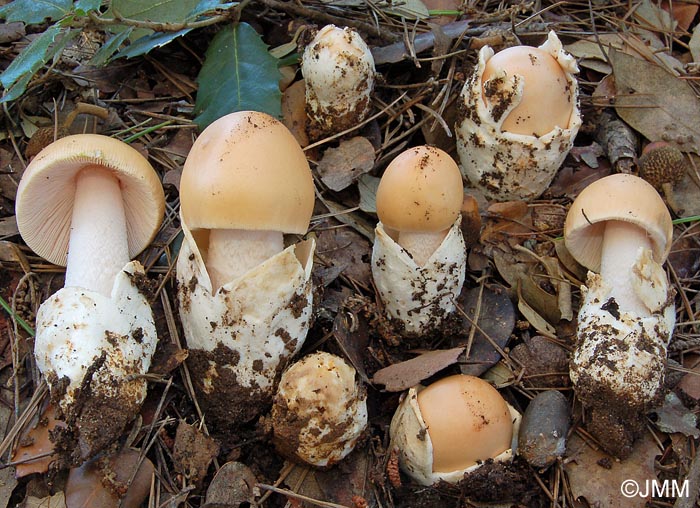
[108,0,199,39]
[0,0,72,23]
[116,28,192,59]
[194,22,282,130]
[74,0,102,15]
[111,0,200,21]
[0,26,77,102]
[89,27,133,66]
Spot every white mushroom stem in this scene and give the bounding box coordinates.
[65,166,129,297]
[397,230,448,267]
[207,229,284,290]
[599,220,653,316]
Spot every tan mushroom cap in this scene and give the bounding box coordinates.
[564,173,672,272]
[180,111,314,234]
[15,134,165,267]
[482,45,572,137]
[375,146,464,233]
[417,374,513,473]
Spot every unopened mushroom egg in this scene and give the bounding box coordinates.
[301,24,375,139]
[389,374,520,486]
[456,31,581,201]
[271,352,368,467]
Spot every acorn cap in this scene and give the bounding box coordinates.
[564,173,672,272]
[180,111,314,234]
[375,146,464,233]
[638,142,687,189]
[15,134,165,267]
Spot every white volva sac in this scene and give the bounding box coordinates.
[35,261,157,458]
[571,263,675,408]
[371,217,466,335]
[271,352,368,467]
[302,24,375,138]
[455,31,581,201]
[177,219,315,422]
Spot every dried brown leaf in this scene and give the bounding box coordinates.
[12,404,65,478]
[455,285,515,377]
[65,448,154,508]
[282,79,309,148]
[610,49,700,153]
[205,461,259,506]
[173,421,220,487]
[282,448,374,507]
[316,137,375,191]
[372,347,464,391]
[565,433,660,508]
[333,309,371,385]
[677,354,700,400]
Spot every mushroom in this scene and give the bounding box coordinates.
[15,134,165,463]
[271,351,368,467]
[455,31,581,201]
[638,141,687,214]
[176,110,316,428]
[389,374,521,486]
[301,25,375,140]
[371,145,466,335]
[564,173,675,458]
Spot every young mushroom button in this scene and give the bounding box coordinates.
[301,24,375,139]
[564,173,675,458]
[375,145,464,267]
[455,31,581,201]
[389,374,520,486]
[371,146,467,335]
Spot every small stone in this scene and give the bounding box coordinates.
[518,390,570,468]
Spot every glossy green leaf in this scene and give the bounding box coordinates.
[116,28,193,59]
[74,0,102,15]
[0,0,72,23]
[194,22,282,129]
[89,27,133,66]
[0,26,77,103]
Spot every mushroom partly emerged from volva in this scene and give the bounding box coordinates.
[371,145,466,335]
[177,110,316,428]
[271,351,368,467]
[455,31,581,201]
[15,134,165,463]
[564,173,675,458]
[390,374,520,486]
[301,24,375,140]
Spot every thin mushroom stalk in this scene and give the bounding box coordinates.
[206,229,283,290]
[564,173,675,458]
[15,134,164,464]
[65,166,129,296]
